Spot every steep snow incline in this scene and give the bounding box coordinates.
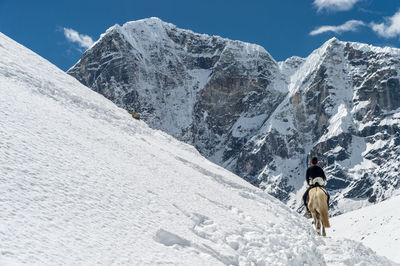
[329,195,400,263]
[0,33,396,265]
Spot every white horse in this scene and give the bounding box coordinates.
[308,186,330,236]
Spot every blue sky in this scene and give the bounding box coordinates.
[1,0,400,71]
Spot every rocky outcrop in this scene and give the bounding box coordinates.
[68,18,400,215]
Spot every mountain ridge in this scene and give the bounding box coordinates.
[68,18,400,215]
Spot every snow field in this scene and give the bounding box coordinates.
[329,195,400,263]
[0,33,396,265]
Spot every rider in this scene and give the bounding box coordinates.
[303,157,329,217]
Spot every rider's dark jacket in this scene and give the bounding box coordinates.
[306,165,326,185]
[303,164,329,211]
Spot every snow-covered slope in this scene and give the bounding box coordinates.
[329,195,400,263]
[0,33,396,265]
[68,18,400,216]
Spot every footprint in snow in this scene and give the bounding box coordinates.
[153,229,191,247]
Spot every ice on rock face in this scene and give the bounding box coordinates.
[68,18,400,217]
[0,32,396,265]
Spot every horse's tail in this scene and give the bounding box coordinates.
[320,208,330,228]
[317,188,330,228]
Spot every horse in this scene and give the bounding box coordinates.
[307,186,330,236]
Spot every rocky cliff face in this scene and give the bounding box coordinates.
[68,18,400,215]
[245,39,400,214]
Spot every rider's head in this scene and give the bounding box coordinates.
[311,157,318,165]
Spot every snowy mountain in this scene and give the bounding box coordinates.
[68,18,400,215]
[67,17,286,182]
[0,32,396,265]
[330,194,400,263]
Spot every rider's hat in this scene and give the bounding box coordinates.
[311,157,318,165]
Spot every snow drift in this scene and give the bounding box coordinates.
[330,195,400,263]
[0,33,396,265]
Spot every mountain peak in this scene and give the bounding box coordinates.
[121,17,173,30]
[320,37,343,53]
[322,36,400,56]
[326,37,340,44]
[97,18,269,58]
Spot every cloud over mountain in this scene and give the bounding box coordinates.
[371,9,400,39]
[313,0,360,12]
[310,19,365,35]
[63,27,94,49]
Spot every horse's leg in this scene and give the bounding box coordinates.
[322,225,326,236]
[311,211,319,235]
[316,213,321,230]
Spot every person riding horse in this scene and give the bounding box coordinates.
[303,157,330,217]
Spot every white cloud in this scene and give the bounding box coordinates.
[310,20,366,36]
[63,28,94,49]
[370,10,400,38]
[314,0,360,12]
